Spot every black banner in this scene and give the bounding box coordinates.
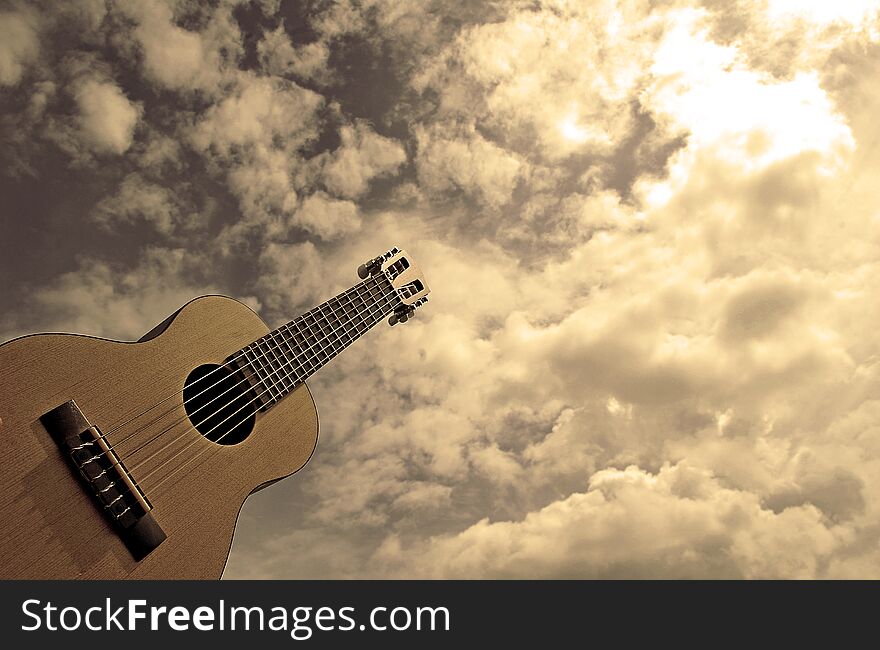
[0,581,869,647]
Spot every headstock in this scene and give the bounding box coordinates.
[357,246,430,325]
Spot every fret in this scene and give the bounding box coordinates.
[278,323,305,384]
[338,293,356,346]
[309,308,345,369]
[265,337,289,400]
[302,315,325,366]
[348,286,369,334]
[325,298,345,353]
[330,304,346,352]
[232,274,399,412]
[253,340,283,403]
[307,315,334,368]
[291,319,317,375]
[240,346,273,410]
[266,330,293,394]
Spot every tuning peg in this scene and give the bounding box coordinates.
[388,305,416,326]
[357,255,384,279]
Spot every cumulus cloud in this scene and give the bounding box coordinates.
[411,0,658,162]
[320,121,406,199]
[291,192,361,241]
[258,22,329,82]
[22,248,214,341]
[73,78,141,155]
[190,75,323,157]
[118,0,242,94]
[92,173,185,235]
[371,463,845,579]
[415,123,526,208]
[189,74,324,243]
[0,5,40,86]
[255,240,329,317]
[225,1,880,580]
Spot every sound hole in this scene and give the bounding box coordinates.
[183,364,255,445]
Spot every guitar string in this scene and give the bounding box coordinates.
[99,275,385,437]
[140,286,399,498]
[83,276,388,466]
[83,275,395,486]
[110,276,392,463]
[98,275,385,455]
[124,278,396,477]
[71,282,396,520]
[67,277,384,493]
[16,281,399,539]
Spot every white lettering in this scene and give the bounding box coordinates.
[59,607,81,631]
[167,606,190,631]
[192,606,214,631]
[21,599,41,631]
[128,599,147,630]
[291,607,313,641]
[85,606,102,631]
[390,607,411,631]
[106,598,124,630]
[371,607,387,631]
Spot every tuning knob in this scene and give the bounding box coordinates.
[388,304,417,326]
[357,255,384,279]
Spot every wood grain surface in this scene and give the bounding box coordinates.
[0,295,319,579]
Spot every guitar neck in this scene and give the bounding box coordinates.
[229,273,399,410]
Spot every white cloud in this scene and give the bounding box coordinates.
[190,74,325,242]
[411,1,658,162]
[74,78,141,155]
[226,149,300,236]
[291,192,361,241]
[26,248,212,341]
[119,0,241,93]
[645,11,854,171]
[415,123,525,208]
[93,173,183,235]
[258,23,330,81]
[765,0,879,29]
[371,463,846,578]
[0,6,40,86]
[255,240,331,317]
[320,121,406,199]
[191,75,323,157]
[225,1,880,580]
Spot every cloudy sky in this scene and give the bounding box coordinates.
[2,0,880,578]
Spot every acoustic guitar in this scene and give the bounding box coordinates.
[0,247,429,578]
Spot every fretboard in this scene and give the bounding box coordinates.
[229,273,398,410]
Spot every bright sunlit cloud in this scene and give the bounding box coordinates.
[649,11,854,170]
[560,116,590,143]
[766,0,879,27]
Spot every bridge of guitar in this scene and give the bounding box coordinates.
[40,400,166,561]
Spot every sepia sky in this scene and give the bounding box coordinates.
[2,0,880,578]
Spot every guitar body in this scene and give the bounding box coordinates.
[0,296,319,579]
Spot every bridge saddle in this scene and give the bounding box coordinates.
[40,400,166,561]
